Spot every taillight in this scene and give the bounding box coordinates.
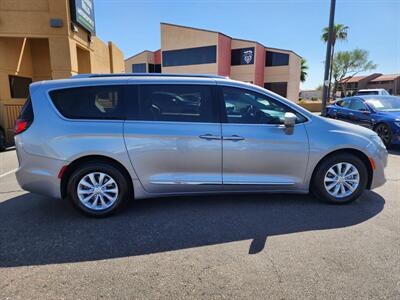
[14,97,34,135]
[15,119,30,135]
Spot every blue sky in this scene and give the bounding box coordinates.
[94,0,400,89]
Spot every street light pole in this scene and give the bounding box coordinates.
[321,0,336,116]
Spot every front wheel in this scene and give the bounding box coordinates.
[311,153,368,204]
[67,162,131,217]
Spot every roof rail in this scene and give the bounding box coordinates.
[70,73,227,79]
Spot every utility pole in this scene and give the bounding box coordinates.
[321,0,336,116]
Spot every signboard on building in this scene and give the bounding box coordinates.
[241,48,254,65]
[70,0,96,34]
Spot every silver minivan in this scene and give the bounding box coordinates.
[15,74,388,216]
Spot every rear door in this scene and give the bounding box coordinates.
[123,82,223,194]
[219,85,309,190]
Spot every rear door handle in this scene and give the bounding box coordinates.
[199,134,222,140]
[223,135,245,141]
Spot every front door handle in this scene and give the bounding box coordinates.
[199,134,221,140]
[223,135,245,141]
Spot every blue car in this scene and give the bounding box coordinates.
[326,95,400,147]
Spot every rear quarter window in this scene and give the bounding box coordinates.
[49,86,124,120]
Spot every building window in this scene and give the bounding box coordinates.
[9,75,32,98]
[265,51,289,67]
[132,63,147,73]
[231,47,255,65]
[264,82,288,97]
[162,45,217,67]
[149,64,162,73]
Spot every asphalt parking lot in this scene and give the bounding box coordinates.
[0,148,399,299]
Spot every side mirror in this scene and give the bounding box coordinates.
[284,112,297,128]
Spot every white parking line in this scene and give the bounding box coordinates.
[0,168,17,179]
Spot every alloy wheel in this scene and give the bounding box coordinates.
[324,162,360,198]
[77,172,119,210]
[375,124,391,146]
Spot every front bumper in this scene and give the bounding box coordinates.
[365,142,388,190]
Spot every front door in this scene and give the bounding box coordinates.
[123,83,222,193]
[219,86,309,190]
[348,98,374,129]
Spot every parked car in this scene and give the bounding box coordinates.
[326,95,400,147]
[356,89,390,96]
[14,74,388,217]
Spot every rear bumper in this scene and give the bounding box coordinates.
[15,143,65,199]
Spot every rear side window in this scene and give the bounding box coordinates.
[49,86,124,120]
[136,85,217,123]
[336,99,351,108]
[19,97,34,122]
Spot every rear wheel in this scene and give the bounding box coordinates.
[311,153,368,204]
[0,129,5,152]
[67,162,131,217]
[374,123,392,147]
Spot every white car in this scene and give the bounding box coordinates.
[356,89,390,96]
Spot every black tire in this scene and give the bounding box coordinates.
[311,153,368,204]
[0,129,6,152]
[67,162,131,217]
[374,123,392,148]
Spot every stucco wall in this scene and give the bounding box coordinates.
[217,34,231,76]
[124,51,155,73]
[0,0,124,144]
[264,48,300,102]
[161,23,218,74]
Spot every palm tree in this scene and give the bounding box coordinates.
[300,58,308,83]
[322,24,349,98]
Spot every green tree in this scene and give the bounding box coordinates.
[331,49,377,96]
[300,58,308,83]
[322,24,349,97]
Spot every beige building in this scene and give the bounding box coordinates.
[125,23,301,102]
[0,0,125,146]
[338,73,400,96]
[367,74,400,95]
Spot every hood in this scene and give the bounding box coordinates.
[313,115,376,138]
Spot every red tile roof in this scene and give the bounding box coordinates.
[370,74,400,82]
[339,75,369,83]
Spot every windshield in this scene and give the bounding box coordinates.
[357,91,379,95]
[366,98,400,112]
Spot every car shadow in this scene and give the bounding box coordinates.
[388,145,400,155]
[0,191,384,267]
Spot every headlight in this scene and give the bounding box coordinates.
[394,121,400,128]
[370,134,386,149]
